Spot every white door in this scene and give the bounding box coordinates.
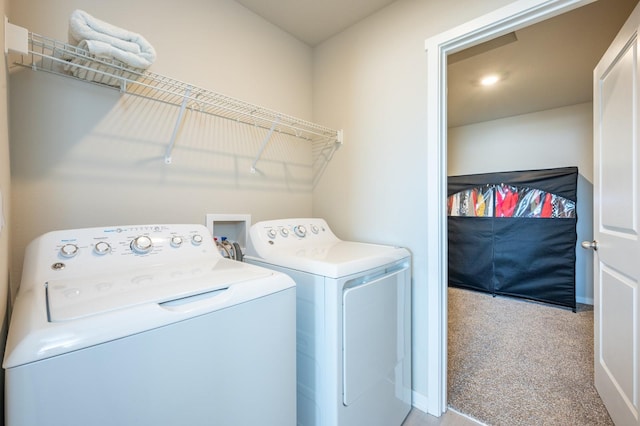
[592,3,640,425]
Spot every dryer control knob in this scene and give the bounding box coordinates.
[170,236,184,248]
[60,243,79,258]
[191,234,204,246]
[294,225,307,238]
[93,241,111,255]
[311,224,319,234]
[280,228,289,237]
[131,235,153,254]
[267,229,277,239]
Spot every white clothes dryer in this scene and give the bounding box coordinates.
[4,224,296,426]
[244,218,412,426]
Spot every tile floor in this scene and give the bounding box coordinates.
[403,408,485,426]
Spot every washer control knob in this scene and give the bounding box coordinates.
[294,225,307,238]
[131,235,153,254]
[280,227,289,237]
[93,241,111,255]
[170,236,184,248]
[191,234,204,246]
[311,224,319,234]
[60,243,79,258]
[267,229,278,239]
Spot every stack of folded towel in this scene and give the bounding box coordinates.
[65,9,156,85]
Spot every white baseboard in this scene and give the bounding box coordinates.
[411,390,429,413]
[576,296,593,305]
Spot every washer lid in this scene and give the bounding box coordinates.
[251,241,409,278]
[46,258,272,322]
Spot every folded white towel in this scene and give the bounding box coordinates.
[68,9,156,69]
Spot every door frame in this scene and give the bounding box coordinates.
[423,0,595,416]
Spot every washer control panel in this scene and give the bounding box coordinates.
[35,224,217,276]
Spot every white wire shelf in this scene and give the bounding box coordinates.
[6,27,343,166]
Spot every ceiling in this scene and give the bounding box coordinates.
[235,0,398,46]
[236,0,639,127]
[448,0,639,127]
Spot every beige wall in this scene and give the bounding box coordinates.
[8,0,315,295]
[312,0,517,405]
[448,102,594,304]
[448,103,593,180]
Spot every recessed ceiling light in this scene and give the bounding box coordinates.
[480,75,500,86]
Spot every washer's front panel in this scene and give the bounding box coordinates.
[6,288,296,426]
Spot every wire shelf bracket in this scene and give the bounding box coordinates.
[5,18,344,167]
[165,85,192,164]
[250,115,281,174]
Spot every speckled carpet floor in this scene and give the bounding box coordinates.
[447,287,613,426]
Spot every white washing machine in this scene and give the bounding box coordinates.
[244,218,412,426]
[4,224,296,426]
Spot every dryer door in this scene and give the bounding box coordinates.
[342,266,408,405]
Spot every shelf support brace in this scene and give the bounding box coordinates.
[165,85,192,164]
[250,116,281,173]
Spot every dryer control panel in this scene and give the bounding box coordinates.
[245,218,410,278]
[246,218,340,252]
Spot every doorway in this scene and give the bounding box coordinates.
[425,0,600,417]
[445,0,638,419]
